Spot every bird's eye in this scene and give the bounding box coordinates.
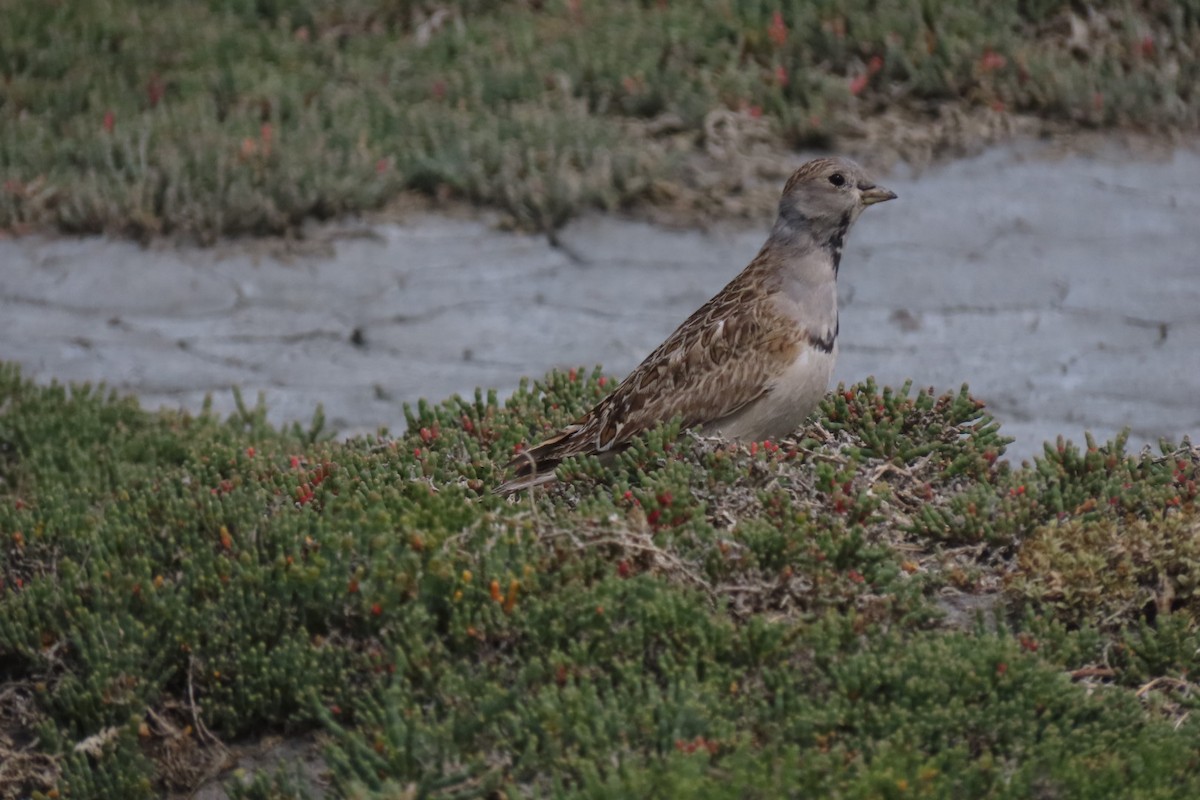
[828,173,846,187]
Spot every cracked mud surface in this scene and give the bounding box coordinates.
[3,140,1197,462]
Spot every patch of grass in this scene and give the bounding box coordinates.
[0,360,1197,797]
[2,1,1198,240]
[1011,508,1200,630]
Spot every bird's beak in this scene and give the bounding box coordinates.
[859,184,898,206]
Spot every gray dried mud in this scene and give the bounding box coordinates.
[3,140,1197,462]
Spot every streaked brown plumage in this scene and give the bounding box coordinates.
[497,157,895,493]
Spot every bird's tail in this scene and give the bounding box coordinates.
[493,425,585,495]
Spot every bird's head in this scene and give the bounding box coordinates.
[776,157,896,236]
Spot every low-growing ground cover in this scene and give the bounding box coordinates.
[0,361,1197,798]
[2,0,1198,240]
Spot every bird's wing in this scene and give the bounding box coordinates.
[501,276,804,486]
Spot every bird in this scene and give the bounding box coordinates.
[496,157,896,494]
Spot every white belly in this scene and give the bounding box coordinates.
[704,343,836,441]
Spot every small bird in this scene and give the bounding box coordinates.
[497,157,895,493]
